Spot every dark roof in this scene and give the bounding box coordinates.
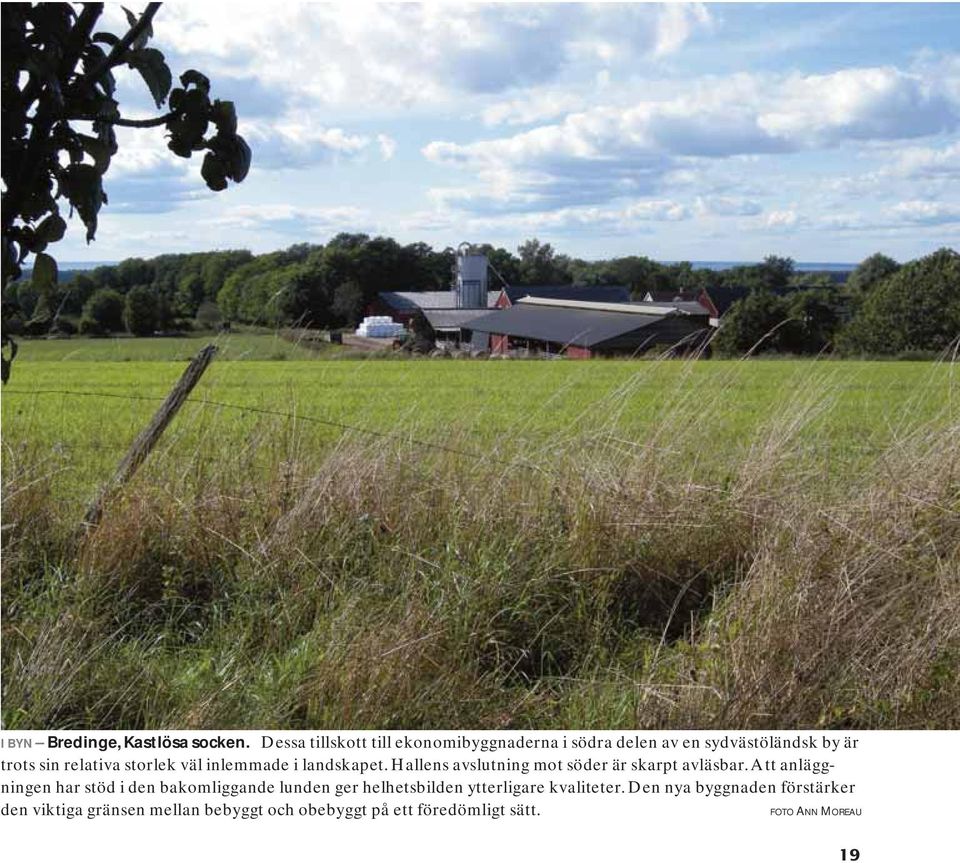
[380,291,498,311]
[501,284,631,304]
[423,308,494,331]
[467,303,666,348]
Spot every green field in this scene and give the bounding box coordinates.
[2,344,958,730]
[9,331,340,362]
[2,343,955,502]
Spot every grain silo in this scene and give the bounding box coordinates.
[453,242,488,309]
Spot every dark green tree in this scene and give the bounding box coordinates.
[839,248,960,356]
[81,286,123,333]
[194,300,222,330]
[783,288,840,354]
[847,253,900,296]
[713,291,797,356]
[123,284,158,335]
[517,238,572,285]
[332,280,364,326]
[758,255,795,293]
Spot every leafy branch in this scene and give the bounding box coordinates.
[1,3,252,381]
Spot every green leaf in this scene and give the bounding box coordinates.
[32,253,58,292]
[35,214,67,245]
[126,48,172,109]
[60,164,105,243]
[211,100,237,136]
[167,136,194,159]
[93,31,120,46]
[180,69,210,95]
[78,135,112,173]
[82,44,116,96]
[201,153,228,192]
[227,135,251,183]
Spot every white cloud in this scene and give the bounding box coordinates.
[481,91,587,127]
[109,127,187,179]
[462,199,690,236]
[654,3,711,58]
[422,58,960,216]
[154,3,710,110]
[887,200,960,225]
[695,195,763,217]
[210,204,372,234]
[758,66,955,145]
[888,142,960,180]
[766,210,800,228]
[377,134,397,161]
[243,116,373,168]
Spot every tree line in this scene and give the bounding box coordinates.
[2,235,957,357]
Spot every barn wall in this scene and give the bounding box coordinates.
[564,344,592,359]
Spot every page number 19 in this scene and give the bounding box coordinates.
[841,851,860,861]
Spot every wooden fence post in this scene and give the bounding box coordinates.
[82,344,218,530]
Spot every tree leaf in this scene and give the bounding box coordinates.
[35,214,67,244]
[211,100,237,136]
[32,252,59,292]
[82,43,116,96]
[93,31,120,46]
[180,69,210,95]
[78,134,112,173]
[201,153,228,191]
[227,135,251,182]
[126,47,171,109]
[60,164,105,243]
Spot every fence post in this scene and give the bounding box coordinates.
[82,344,218,530]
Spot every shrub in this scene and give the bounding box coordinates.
[82,289,125,333]
[194,301,222,330]
[78,317,105,336]
[840,248,960,355]
[50,317,77,336]
[123,286,159,336]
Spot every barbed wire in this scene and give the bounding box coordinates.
[3,386,902,461]
[1,387,525,465]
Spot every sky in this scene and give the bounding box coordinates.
[57,2,960,264]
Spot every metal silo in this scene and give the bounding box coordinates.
[454,242,488,309]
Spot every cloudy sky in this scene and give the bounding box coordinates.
[60,2,959,264]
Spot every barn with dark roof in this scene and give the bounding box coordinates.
[467,297,712,358]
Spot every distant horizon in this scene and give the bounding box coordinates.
[29,256,863,274]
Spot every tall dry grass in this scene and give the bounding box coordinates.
[2,362,958,729]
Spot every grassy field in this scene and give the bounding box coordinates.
[9,331,342,362]
[2,346,958,729]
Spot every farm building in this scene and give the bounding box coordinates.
[371,290,499,324]
[497,284,631,307]
[369,247,718,350]
[643,290,720,318]
[373,284,638,344]
[467,296,713,358]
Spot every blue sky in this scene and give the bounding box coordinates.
[59,2,960,264]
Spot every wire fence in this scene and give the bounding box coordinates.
[3,384,903,465]
[1,386,522,466]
